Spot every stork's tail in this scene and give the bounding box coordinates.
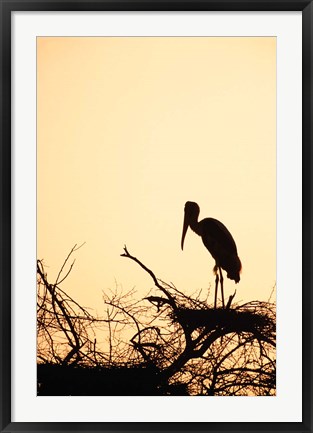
[225,255,242,283]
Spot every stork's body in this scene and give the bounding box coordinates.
[181,201,241,308]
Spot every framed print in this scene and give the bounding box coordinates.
[1,1,312,432]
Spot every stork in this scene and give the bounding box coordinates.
[181,201,241,309]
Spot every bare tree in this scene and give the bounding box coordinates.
[37,244,111,366]
[37,245,276,396]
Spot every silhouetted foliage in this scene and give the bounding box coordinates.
[37,246,276,396]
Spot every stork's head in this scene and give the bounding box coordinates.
[181,201,200,250]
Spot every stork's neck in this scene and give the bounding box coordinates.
[189,215,202,237]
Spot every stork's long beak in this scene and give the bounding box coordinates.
[181,212,190,250]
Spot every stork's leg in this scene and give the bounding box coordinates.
[214,272,219,309]
[218,267,225,308]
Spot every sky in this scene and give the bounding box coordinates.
[37,37,276,315]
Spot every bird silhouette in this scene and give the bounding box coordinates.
[181,201,241,309]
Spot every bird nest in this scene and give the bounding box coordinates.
[172,301,275,337]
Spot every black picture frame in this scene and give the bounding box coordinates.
[1,1,312,432]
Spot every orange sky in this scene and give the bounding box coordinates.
[37,37,276,314]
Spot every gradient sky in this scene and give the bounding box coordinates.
[37,37,276,314]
